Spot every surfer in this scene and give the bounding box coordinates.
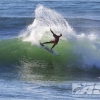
[41,28,62,50]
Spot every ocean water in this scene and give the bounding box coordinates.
[0,0,100,100]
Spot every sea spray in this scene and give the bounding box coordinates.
[19,4,74,45]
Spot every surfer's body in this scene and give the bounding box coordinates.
[41,28,62,50]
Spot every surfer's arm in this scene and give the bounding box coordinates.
[50,28,55,35]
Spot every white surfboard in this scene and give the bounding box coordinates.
[40,43,59,56]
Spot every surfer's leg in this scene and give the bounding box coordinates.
[51,44,56,50]
[42,42,51,44]
[42,41,54,44]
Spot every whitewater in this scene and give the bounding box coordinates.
[19,4,100,68]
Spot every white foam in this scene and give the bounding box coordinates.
[73,33,100,67]
[19,4,73,46]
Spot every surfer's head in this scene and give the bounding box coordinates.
[60,34,62,37]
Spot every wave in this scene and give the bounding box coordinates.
[18,4,100,68]
[0,38,82,71]
[0,38,77,65]
[1,5,100,76]
[0,38,100,79]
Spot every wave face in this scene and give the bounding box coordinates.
[0,5,100,78]
[0,38,78,67]
[18,5,100,68]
